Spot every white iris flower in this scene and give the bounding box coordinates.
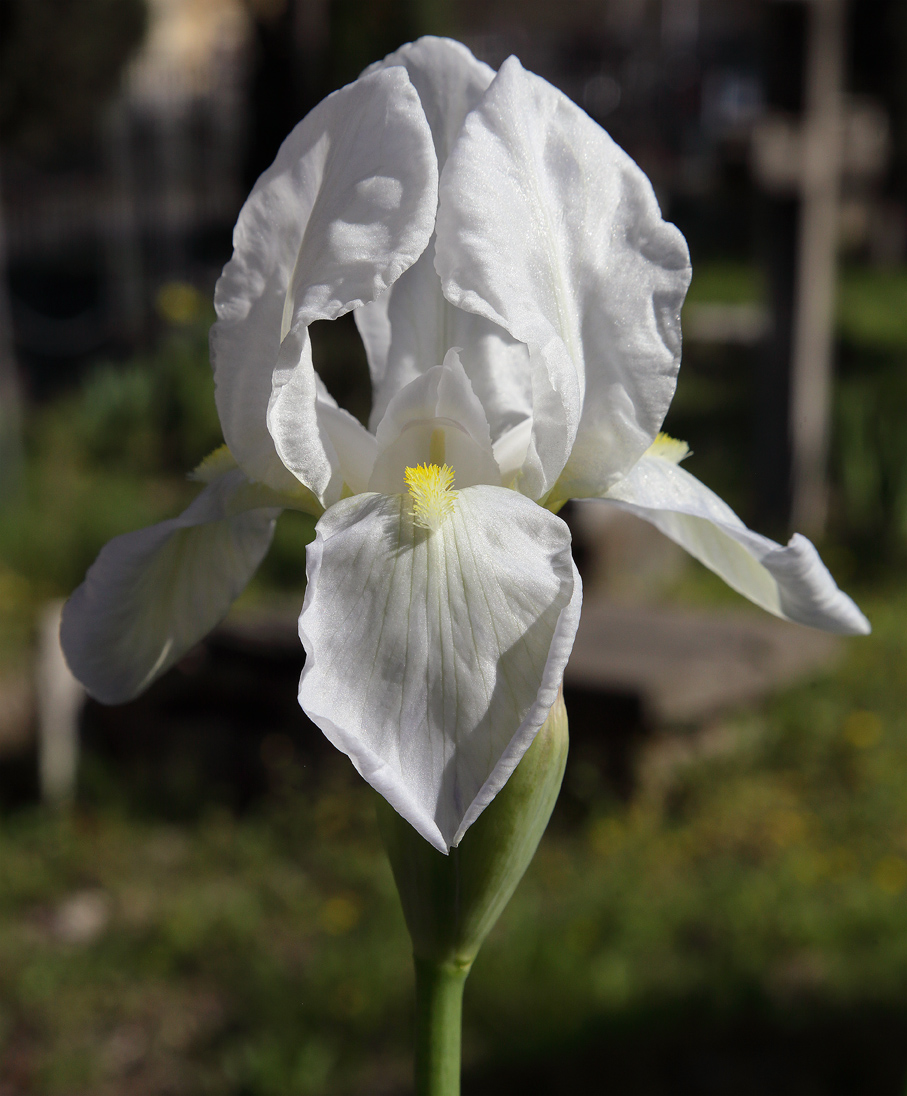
[61,38,869,853]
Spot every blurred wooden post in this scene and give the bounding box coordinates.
[36,601,85,806]
[754,0,847,538]
[789,0,846,536]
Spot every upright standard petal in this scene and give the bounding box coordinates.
[600,452,870,635]
[364,37,496,168]
[356,37,494,398]
[61,469,287,705]
[436,56,691,503]
[369,350,501,494]
[267,325,378,505]
[212,64,437,492]
[355,38,532,442]
[298,486,582,852]
[360,245,534,441]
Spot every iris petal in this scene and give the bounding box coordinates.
[297,485,582,851]
[356,38,531,443]
[213,65,437,494]
[369,349,500,494]
[268,326,378,505]
[600,454,870,635]
[436,56,691,502]
[61,469,285,704]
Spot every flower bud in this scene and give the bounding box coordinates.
[377,691,569,968]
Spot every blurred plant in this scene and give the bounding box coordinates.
[832,267,907,567]
[0,312,219,603]
[54,321,224,479]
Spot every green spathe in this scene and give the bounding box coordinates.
[378,690,569,965]
[379,692,569,1095]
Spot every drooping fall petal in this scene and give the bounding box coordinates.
[600,452,870,635]
[61,468,289,704]
[297,485,582,851]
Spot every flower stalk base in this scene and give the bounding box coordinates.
[378,691,570,1096]
[414,958,469,1096]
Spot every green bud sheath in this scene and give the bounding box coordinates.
[378,689,569,965]
[378,692,569,1096]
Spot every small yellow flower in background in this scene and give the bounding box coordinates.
[319,894,363,935]
[155,281,203,326]
[844,709,883,749]
[874,856,907,896]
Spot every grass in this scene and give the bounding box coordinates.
[1,578,906,1093]
[0,787,414,1095]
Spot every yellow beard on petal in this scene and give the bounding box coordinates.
[645,432,690,464]
[405,463,457,532]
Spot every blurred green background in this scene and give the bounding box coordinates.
[2,0,907,1092]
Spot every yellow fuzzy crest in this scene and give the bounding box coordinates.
[189,444,236,483]
[405,463,457,531]
[646,432,690,464]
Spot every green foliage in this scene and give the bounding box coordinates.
[833,350,907,562]
[0,779,414,1095]
[838,268,907,351]
[832,268,907,566]
[256,511,317,592]
[684,260,764,307]
[40,318,224,480]
[677,262,907,563]
[0,462,188,596]
[0,317,222,600]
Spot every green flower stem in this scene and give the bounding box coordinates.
[380,691,570,1096]
[414,957,470,1096]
